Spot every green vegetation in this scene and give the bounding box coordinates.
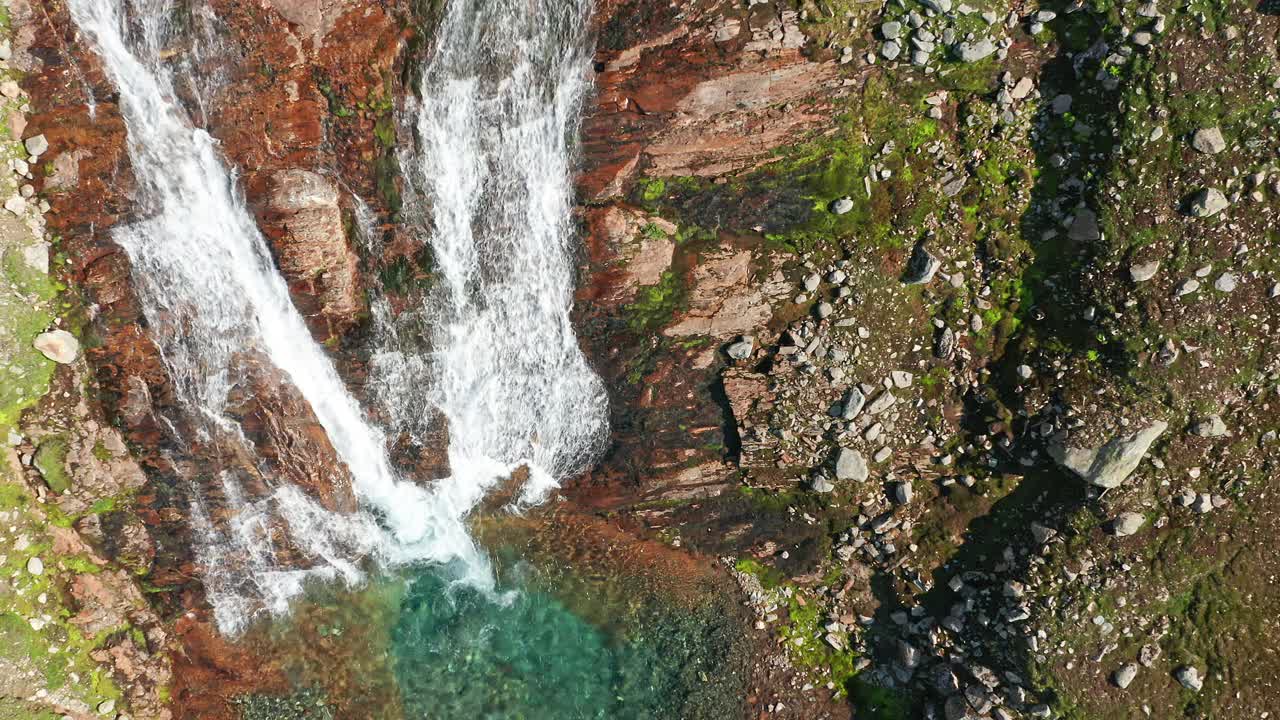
[33,435,70,493]
[624,271,685,333]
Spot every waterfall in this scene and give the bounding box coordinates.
[382,0,609,502]
[66,0,495,633]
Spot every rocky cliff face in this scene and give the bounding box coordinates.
[11,1,426,716]
[571,0,1280,717]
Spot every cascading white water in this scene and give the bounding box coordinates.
[67,0,499,633]
[381,0,610,501]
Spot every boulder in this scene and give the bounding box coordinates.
[1192,415,1228,437]
[1129,260,1160,282]
[835,448,868,482]
[23,133,48,157]
[1190,126,1226,154]
[954,38,996,62]
[903,244,941,284]
[260,169,362,335]
[1174,666,1203,692]
[33,329,80,364]
[841,388,866,420]
[1049,420,1167,488]
[1110,512,1146,536]
[1068,208,1101,241]
[1189,187,1228,217]
[726,336,754,360]
[1113,663,1138,689]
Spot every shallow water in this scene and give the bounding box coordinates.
[227,512,752,720]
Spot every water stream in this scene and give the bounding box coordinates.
[59,0,755,715]
[377,0,609,503]
[66,0,496,633]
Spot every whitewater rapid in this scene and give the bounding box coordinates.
[65,0,543,632]
[376,0,609,503]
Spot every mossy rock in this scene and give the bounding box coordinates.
[33,436,70,494]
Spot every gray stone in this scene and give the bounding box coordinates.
[1189,188,1229,217]
[1191,126,1226,154]
[804,273,821,291]
[894,481,914,504]
[1051,94,1073,114]
[1176,278,1200,296]
[891,370,913,388]
[1174,666,1203,692]
[1049,420,1168,488]
[955,38,996,62]
[23,134,49,157]
[882,40,903,60]
[922,0,952,12]
[26,556,43,575]
[1214,272,1237,293]
[830,197,854,215]
[816,302,834,319]
[1111,512,1146,537]
[1030,522,1057,544]
[1113,663,1139,689]
[842,388,867,420]
[881,20,903,39]
[1139,644,1162,667]
[897,639,920,668]
[1192,414,1228,437]
[33,329,80,364]
[904,244,942,284]
[864,422,882,442]
[97,699,116,716]
[835,448,869,482]
[935,326,956,359]
[811,475,836,493]
[942,176,967,197]
[1129,260,1160,282]
[1068,208,1101,241]
[727,337,754,360]
[867,390,897,415]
